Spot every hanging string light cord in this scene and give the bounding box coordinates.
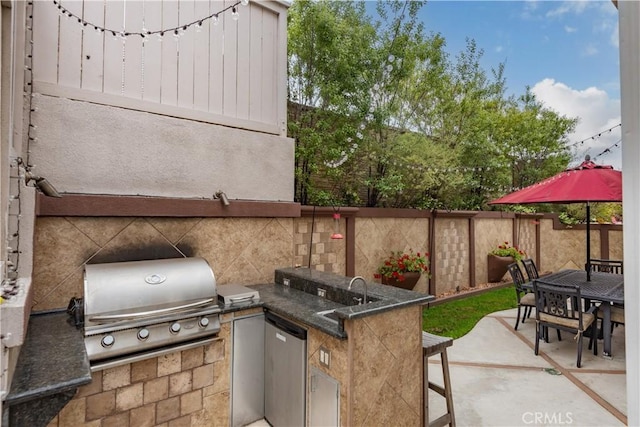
[52,0,248,38]
[569,123,621,148]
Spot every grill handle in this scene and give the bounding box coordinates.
[88,298,215,322]
[229,295,256,304]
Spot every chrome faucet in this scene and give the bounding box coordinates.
[348,276,368,305]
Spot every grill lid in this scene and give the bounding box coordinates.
[83,257,216,326]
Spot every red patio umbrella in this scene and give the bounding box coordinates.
[489,156,622,280]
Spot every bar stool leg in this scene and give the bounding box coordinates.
[424,351,430,427]
[440,349,456,427]
[424,348,456,427]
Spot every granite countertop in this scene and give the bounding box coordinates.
[4,310,92,407]
[249,267,434,339]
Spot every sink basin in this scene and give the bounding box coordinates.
[316,288,380,306]
[315,309,341,324]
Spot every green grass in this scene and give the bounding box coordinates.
[422,286,517,339]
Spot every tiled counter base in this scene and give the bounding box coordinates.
[44,323,231,427]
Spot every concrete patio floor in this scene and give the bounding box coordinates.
[427,307,627,426]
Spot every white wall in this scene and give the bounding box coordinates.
[618,2,640,425]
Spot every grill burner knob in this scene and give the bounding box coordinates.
[138,328,150,340]
[101,335,115,348]
[199,317,210,328]
[170,322,181,334]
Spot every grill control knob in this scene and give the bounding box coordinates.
[199,317,210,328]
[170,322,181,334]
[138,328,150,340]
[101,335,115,348]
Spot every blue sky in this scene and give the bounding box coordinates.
[375,1,622,168]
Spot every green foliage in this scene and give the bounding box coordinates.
[375,249,430,280]
[489,241,526,262]
[423,286,517,339]
[287,0,579,210]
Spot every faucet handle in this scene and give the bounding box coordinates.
[353,296,363,305]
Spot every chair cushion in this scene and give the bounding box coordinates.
[539,312,595,331]
[520,292,536,307]
[597,305,625,324]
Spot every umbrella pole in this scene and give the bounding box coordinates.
[586,202,591,281]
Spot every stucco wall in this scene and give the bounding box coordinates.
[29,95,295,201]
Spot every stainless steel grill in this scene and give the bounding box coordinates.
[79,257,221,369]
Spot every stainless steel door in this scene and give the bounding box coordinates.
[309,367,339,426]
[264,312,307,427]
[232,313,265,427]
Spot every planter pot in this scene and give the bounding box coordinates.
[381,272,421,290]
[487,254,514,282]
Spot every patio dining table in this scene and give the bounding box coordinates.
[527,269,624,358]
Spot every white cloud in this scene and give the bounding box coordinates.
[531,78,621,169]
[495,45,503,53]
[583,44,599,56]
[565,25,577,33]
[546,0,590,18]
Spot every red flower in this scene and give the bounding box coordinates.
[376,249,431,281]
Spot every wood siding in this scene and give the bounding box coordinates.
[31,0,286,135]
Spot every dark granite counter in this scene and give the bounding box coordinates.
[4,310,92,426]
[250,267,434,339]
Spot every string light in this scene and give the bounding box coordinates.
[51,0,248,39]
[569,123,621,148]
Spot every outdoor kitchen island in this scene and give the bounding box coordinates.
[251,267,434,426]
[5,267,431,427]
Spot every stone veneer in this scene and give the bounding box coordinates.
[307,306,422,426]
[434,217,469,294]
[540,218,602,273]
[31,217,295,312]
[45,322,231,427]
[294,216,346,274]
[354,217,430,293]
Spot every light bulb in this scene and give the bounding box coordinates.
[232,7,239,20]
[241,0,249,5]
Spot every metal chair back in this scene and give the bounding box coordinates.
[587,258,623,274]
[522,258,539,281]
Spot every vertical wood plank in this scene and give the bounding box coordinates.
[81,0,106,92]
[223,0,238,117]
[275,3,288,135]
[160,0,179,106]
[235,1,250,120]
[177,0,195,109]
[141,1,162,103]
[32,0,59,84]
[261,9,277,125]
[208,0,225,115]
[248,5,262,122]
[57,0,83,88]
[122,0,144,99]
[103,1,125,95]
[192,0,211,111]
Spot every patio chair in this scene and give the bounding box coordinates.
[587,258,623,274]
[521,258,540,281]
[507,262,535,330]
[532,280,598,368]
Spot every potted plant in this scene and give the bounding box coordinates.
[374,249,430,290]
[488,241,526,282]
